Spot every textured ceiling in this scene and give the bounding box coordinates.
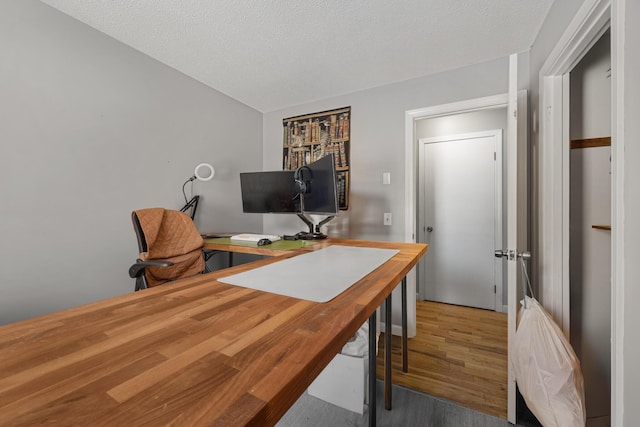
[40,0,554,112]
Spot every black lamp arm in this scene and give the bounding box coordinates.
[180,195,200,220]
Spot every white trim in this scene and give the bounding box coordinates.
[506,54,518,425]
[562,72,572,338]
[405,112,417,244]
[537,0,611,332]
[541,0,611,75]
[403,107,418,338]
[405,94,509,122]
[610,1,625,424]
[494,129,505,313]
[404,98,509,266]
[538,0,623,424]
[404,95,510,238]
[538,75,565,327]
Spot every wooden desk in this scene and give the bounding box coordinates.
[205,238,412,410]
[204,237,318,260]
[0,239,427,426]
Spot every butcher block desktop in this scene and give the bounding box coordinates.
[0,239,427,426]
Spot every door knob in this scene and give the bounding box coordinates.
[426,226,434,232]
[495,249,508,258]
[495,249,516,260]
[495,249,519,260]
[518,251,532,260]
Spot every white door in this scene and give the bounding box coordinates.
[506,54,528,424]
[419,130,503,311]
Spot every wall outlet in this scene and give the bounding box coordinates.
[383,172,391,185]
[384,212,392,226]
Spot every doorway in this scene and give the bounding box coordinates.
[405,74,527,423]
[418,129,504,311]
[569,29,611,427]
[538,1,612,424]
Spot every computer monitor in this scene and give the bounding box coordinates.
[240,170,301,214]
[297,155,339,215]
[293,155,339,239]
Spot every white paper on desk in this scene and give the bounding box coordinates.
[218,245,399,302]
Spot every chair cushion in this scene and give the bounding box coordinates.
[136,208,204,258]
[134,208,205,287]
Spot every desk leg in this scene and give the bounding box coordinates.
[401,277,408,373]
[368,311,377,427]
[384,294,392,410]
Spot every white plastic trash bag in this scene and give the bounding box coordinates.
[341,322,368,357]
[512,296,586,427]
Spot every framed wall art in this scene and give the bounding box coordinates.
[283,106,350,210]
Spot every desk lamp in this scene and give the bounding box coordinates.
[181,162,214,220]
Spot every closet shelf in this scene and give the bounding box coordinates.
[570,136,611,149]
[592,225,612,230]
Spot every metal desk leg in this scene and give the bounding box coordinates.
[368,311,377,427]
[384,294,392,410]
[401,277,408,373]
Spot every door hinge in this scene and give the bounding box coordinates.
[494,285,496,294]
[494,152,496,161]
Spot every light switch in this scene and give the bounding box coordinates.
[384,213,392,226]
[383,172,391,185]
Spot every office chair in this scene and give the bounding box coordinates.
[128,208,206,291]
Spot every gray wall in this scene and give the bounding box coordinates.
[570,31,612,140]
[263,57,510,241]
[0,0,263,324]
[262,57,510,337]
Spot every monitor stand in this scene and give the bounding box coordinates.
[296,214,335,240]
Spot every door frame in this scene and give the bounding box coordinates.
[538,0,628,423]
[401,93,510,344]
[404,93,509,248]
[417,129,504,311]
[537,0,611,336]
[405,88,526,424]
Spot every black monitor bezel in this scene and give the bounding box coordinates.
[299,155,339,216]
[239,170,301,214]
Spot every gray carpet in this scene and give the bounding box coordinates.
[278,381,532,427]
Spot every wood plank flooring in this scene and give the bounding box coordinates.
[377,300,508,419]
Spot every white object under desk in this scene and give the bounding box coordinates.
[218,245,399,302]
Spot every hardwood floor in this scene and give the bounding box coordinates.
[377,300,508,419]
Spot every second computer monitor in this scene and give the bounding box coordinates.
[300,155,339,216]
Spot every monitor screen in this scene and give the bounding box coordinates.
[240,170,301,214]
[300,155,339,215]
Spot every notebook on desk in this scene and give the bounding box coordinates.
[230,233,282,243]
